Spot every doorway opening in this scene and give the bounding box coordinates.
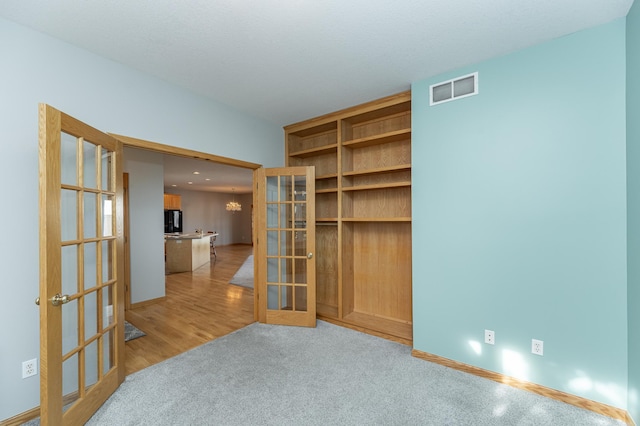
[113,133,260,374]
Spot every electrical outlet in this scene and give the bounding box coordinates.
[484,329,495,345]
[22,358,37,378]
[532,339,544,356]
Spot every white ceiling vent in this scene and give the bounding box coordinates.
[430,72,478,106]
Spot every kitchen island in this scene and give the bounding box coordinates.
[164,233,216,274]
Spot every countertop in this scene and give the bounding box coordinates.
[164,232,218,240]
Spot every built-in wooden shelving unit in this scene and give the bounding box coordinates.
[284,91,412,341]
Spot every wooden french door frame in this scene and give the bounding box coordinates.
[254,166,317,327]
[36,113,264,424]
[38,104,125,424]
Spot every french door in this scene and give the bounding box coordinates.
[254,167,316,327]
[38,104,125,424]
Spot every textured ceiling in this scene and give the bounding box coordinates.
[0,0,633,126]
[1,1,633,193]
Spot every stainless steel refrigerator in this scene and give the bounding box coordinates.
[164,209,183,233]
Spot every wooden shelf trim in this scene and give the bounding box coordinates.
[316,218,339,223]
[342,181,411,191]
[286,119,338,136]
[316,173,338,180]
[342,128,411,149]
[316,188,338,194]
[343,164,411,177]
[342,217,411,222]
[288,143,338,158]
[284,91,411,133]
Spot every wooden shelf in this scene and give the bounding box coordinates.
[288,144,338,158]
[316,188,338,194]
[342,181,411,191]
[343,164,411,177]
[342,217,411,222]
[317,173,338,180]
[343,99,411,125]
[287,120,337,137]
[342,128,411,149]
[316,218,339,223]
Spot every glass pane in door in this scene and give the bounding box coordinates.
[102,328,114,375]
[61,245,78,297]
[83,140,98,190]
[266,176,278,202]
[296,287,307,311]
[84,290,98,338]
[280,231,292,256]
[61,189,77,242]
[62,353,79,399]
[60,132,78,186]
[102,195,114,237]
[85,339,99,388]
[62,298,78,355]
[83,192,97,239]
[84,242,97,290]
[101,148,113,191]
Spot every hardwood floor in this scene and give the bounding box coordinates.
[124,244,255,376]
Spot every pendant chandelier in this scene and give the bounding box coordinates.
[226,188,242,212]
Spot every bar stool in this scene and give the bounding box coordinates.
[207,231,217,259]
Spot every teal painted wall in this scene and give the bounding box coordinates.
[412,20,628,408]
[627,0,640,422]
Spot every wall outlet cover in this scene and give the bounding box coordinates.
[532,339,544,356]
[484,329,495,345]
[22,358,37,378]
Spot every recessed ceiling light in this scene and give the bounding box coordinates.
[205,178,211,181]
[171,184,177,187]
[188,182,193,184]
[193,171,200,175]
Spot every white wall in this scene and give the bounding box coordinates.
[0,16,282,421]
[171,189,253,246]
[123,148,166,304]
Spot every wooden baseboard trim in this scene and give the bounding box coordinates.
[130,296,166,310]
[0,389,82,425]
[0,406,39,426]
[318,315,412,346]
[411,349,634,425]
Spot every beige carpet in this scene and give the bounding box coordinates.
[81,321,625,426]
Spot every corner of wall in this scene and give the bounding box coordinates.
[626,0,640,422]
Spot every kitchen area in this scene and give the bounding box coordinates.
[163,193,221,273]
[164,231,217,273]
[123,146,254,308]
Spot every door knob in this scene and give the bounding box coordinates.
[307,252,313,259]
[51,293,70,306]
